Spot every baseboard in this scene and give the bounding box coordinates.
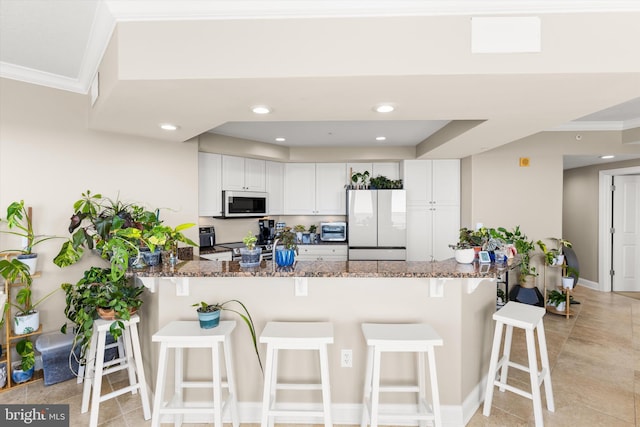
[577,278,600,291]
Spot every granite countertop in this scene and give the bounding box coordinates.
[129,258,510,279]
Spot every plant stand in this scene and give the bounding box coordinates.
[544,262,573,319]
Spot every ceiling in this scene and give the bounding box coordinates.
[1,0,640,169]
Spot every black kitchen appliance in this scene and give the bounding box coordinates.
[199,226,216,249]
[258,219,275,245]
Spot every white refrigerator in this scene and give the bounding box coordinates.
[347,189,407,260]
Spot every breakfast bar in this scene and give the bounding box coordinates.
[131,259,499,426]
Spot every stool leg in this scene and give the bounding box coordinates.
[223,334,240,427]
[261,344,275,427]
[212,341,223,427]
[525,328,544,427]
[319,344,333,427]
[81,327,100,413]
[499,324,514,392]
[427,347,442,427]
[370,347,382,427]
[175,347,184,427]
[361,345,373,427]
[89,329,108,427]
[483,320,504,416]
[129,321,151,419]
[536,322,555,412]
[122,326,138,395]
[151,342,169,427]
[417,351,426,427]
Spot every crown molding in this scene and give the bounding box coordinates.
[0,62,87,94]
[551,117,640,132]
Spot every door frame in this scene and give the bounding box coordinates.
[598,165,640,292]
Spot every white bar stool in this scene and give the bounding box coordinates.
[483,301,554,427]
[360,323,443,427]
[151,320,239,427]
[260,321,334,427]
[77,335,125,384]
[81,313,151,427]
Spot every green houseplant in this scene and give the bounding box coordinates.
[537,238,572,266]
[547,289,566,311]
[0,200,62,274]
[274,227,297,267]
[60,266,144,365]
[351,171,370,189]
[193,300,263,372]
[239,231,261,267]
[11,338,35,384]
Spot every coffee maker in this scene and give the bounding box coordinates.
[258,219,275,244]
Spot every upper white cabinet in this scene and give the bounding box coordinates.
[222,155,266,192]
[403,159,460,261]
[347,162,400,182]
[198,152,222,217]
[284,163,347,215]
[404,159,459,205]
[265,161,284,215]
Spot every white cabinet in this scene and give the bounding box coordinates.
[266,161,284,215]
[284,163,347,215]
[297,244,348,261]
[222,155,266,192]
[198,152,222,217]
[404,160,460,261]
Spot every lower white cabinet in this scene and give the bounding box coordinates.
[297,245,347,261]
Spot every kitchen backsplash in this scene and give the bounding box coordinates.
[199,215,347,244]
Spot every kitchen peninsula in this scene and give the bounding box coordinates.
[131,259,500,425]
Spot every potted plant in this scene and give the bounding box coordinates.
[547,289,566,311]
[143,222,197,267]
[537,238,572,266]
[351,171,370,189]
[11,338,35,384]
[60,267,144,365]
[239,231,261,267]
[562,266,579,289]
[274,227,298,267]
[0,258,58,335]
[192,300,263,372]
[449,227,486,263]
[0,200,62,274]
[308,224,318,243]
[499,226,538,287]
[293,225,306,243]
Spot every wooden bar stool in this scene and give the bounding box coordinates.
[360,323,443,427]
[483,301,554,427]
[151,320,239,427]
[81,314,151,427]
[260,321,334,427]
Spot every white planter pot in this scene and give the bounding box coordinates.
[562,276,575,289]
[13,311,39,335]
[16,253,38,275]
[553,254,565,265]
[454,248,475,264]
[555,301,566,312]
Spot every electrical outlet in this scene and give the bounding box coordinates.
[341,349,352,368]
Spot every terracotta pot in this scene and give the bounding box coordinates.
[97,307,137,321]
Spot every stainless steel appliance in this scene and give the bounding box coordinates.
[216,241,274,261]
[199,226,216,249]
[221,191,268,218]
[347,189,406,260]
[319,222,347,242]
[258,219,275,244]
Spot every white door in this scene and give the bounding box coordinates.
[613,175,640,291]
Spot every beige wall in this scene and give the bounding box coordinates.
[0,78,199,335]
[563,158,640,282]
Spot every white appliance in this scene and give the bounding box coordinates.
[347,189,407,260]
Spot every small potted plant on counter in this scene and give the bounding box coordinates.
[293,225,305,243]
[274,227,297,268]
[193,300,263,372]
[308,224,318,244]
[239,231,261,267]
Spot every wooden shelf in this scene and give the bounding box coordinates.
[546,305,573,317]
[5,368,43,390]
[8,325,43,342]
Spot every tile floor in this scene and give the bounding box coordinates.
[1,286,638,426]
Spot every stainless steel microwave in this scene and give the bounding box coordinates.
[320,222,347,242]
[222,191,268,218]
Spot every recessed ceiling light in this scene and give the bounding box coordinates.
[600,155,615,160]
[251,105,271,114]
[376,136,386,141]
[159,123,178,131]
[275,137,286,142]
[374,104,395,113]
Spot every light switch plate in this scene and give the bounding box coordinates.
[294,277,308,296]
